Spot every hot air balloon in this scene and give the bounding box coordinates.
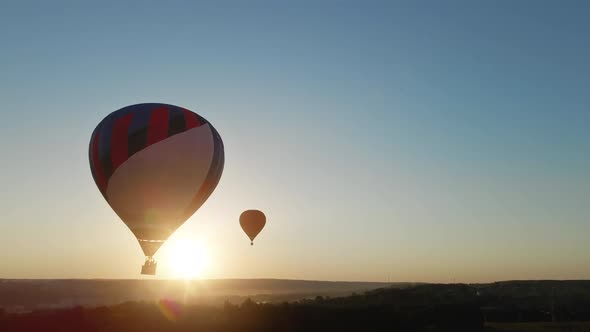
[239,210,266,245]
[89,103,224,275]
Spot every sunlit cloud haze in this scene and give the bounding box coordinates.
[0,1,589,282]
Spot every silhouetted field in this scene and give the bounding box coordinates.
[0,284,481,332]
[487,322,590,332]
[3,282,590,332]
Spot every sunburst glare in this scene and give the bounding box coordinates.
[162,237,209,279]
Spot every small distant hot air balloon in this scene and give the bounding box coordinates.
[239,210,266,245]
[89,103,224,275]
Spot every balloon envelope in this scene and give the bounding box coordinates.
[239,210,266,244]
[89,103,224,257]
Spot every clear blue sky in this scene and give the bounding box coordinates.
[0,1,589,282]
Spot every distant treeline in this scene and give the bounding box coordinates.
[475,280,590,322]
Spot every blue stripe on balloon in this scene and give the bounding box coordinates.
[167,106,186,137]
[127,104,153,135]
[126,105,153,157]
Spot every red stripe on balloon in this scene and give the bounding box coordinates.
[147,106,170,145]
[111,113,134,171]
[91,132,107,194]
[182,109,201,129]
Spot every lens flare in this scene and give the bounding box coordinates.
[158,298,183,321]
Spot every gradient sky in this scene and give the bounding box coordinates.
[0,1,589,282]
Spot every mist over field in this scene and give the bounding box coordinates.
[0,279,394,312]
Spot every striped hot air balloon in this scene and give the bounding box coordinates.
[89,103,224,275]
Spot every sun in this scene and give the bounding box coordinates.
[163,238,209,279]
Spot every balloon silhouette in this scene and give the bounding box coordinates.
[239,210,266,245]
[89,103,224,275]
